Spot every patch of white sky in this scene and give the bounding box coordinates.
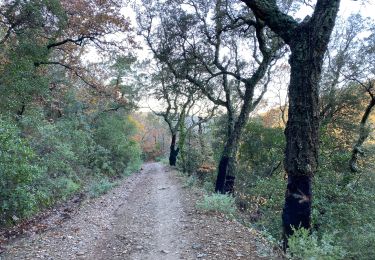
[84,0,375,113]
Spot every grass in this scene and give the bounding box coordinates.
[196,193,236,216]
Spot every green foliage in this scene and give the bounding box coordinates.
[89,145,115,176]
[238,121,285,176]
[235,121,285,236]
[51,177,81,201]
[202,180,215,193]
[94,113,142,176]
[183,175,197,188]
[287,228,346,260]
[196,193,236,216]
[312,169,375,259]
[123,154,142,177]
[0,118,43,225]
[28,117,94,178]
[178,139,202,174]
[0,0,142,228]
[239,174,285,238]
[0,106,142,226]
[88,177,117,198]
[235,120,375,259]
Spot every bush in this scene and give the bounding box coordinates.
[123,153,142,176]
[236,121,285,237]
[183,175,197,188]
[94,113,142,175]
[51,177,81,201]
[287,228,346,260]
[0,118,43,225]
[202,180,215,193]
[196,193,236,216]
[88,178,117,198]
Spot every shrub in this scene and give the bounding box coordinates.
[196,193,236,216]
[0,118,43,225]
[88,178,117,198]
[183,175,197,188]
[287,228,346,260]
[123,159,142,177]
[94,113,142,175]
[51,177,81,201]
[202,180,215,193]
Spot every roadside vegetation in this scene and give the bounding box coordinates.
[1,0,375,259]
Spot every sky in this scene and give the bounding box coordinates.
[97,0,375,113]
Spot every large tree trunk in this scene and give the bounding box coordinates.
[241,0,340,250]
[282,38,320,241]
[215,112,238,194]
[215,148,237,194]
[282,19,338,248]
[169,134,179,166]
[215,119,241,194]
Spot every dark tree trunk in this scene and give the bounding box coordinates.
[215,156,229,193]
[215,154,237,193]
[282,7,340,247]
[169,133,179,166]
[215,112,238,194]
[215,127,239,194]
[17,103,26,117]
[237,0,341,250]
[282,35,321,240]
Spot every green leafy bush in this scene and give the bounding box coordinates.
[0,119,43,225]
[235,120,375,259]
[236,121,285,236]
[287,228,346,260]
[183,175,197,188]
[94,113,142,176]
[88,177,117,198]
[196,193,236,216]
[52,177,81,200]
[202,180,215,193]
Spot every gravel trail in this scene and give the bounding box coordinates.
[88,162,191,259]
[1,162,279,260]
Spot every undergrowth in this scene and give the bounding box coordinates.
[196,193,236,216]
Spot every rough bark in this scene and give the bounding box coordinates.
[169,134,179,166]
[242,0,341,248]
[216,156,229,193]
[215,144,237,194]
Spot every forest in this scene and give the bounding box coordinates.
[1,0,374,259]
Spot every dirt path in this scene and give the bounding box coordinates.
[1,162,279,260]
[88,162,191,259]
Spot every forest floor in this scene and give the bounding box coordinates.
[0,162,280,260]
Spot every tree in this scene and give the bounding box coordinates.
[150,66,197,166]
[319,14,375,173]
[241,0,341,247]
[347,27,375,172]
[0,0,134,116]
[138,0,283,193]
